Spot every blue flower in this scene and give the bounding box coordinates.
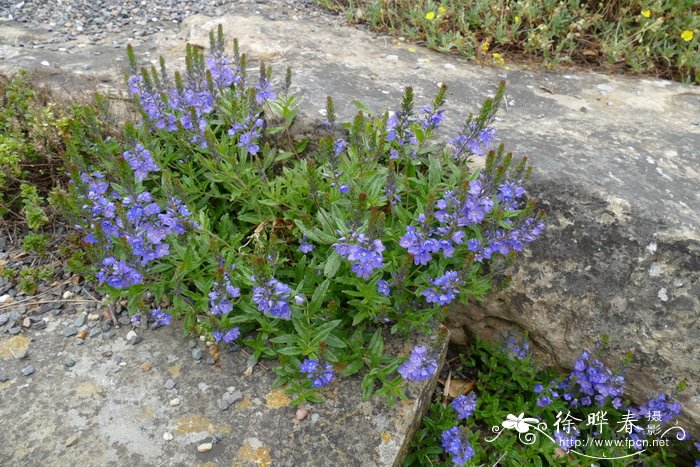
[377,280,390,296]
[423,270,462,306]
[441,426,475,466]
[151,307,172,328]
[252,277,293,319]
[333,231,385,280]
[300,359,334,388]
[299,242,314,254]
[398,345,438,382]
[537,396,552,407]
[123,144,159,182]
[451,393,477,420]
[223,327,240,343]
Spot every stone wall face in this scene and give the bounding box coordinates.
[447,177,700,434]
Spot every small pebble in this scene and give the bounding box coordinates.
[126,330,137,341]
[21,365,35,376]
[13,348,28,360]
[63,290,74,300]
[0,294,13,304]
[0,374,9,382]
[22,317,31,328]
[131,336,143,345]
[163,432,173,441]
[65,435,79,447]
[88,328,100,338]
[140,362,151,372]
[119,361,127,367]
[74,314,87,327]
[169,397,181,406]
[164,379,176,390]
[64,358,76,368]
[87,313,100,321]
[197,442,213,453]
[76,329,88,339]
[192,348,203,361]
[295,408,308,421]
[64,327,78,337]
[188,340,197,349]
[217,400,229,411]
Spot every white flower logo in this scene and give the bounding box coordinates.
[502,413,540,433]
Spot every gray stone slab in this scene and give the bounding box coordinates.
[0,318,445,465]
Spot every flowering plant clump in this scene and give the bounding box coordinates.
[66,25,544,404]
[406,337,691,466]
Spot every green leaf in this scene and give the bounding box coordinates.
[277,346,302,356]
[323,250,342,278]
[361,374,376,400]
[352,100,375,116]
[310,319,342,346]
[309,278,330,314]
[368,329,384,360]
[343,358,365,376]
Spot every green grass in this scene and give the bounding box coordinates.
[316,0,699,83]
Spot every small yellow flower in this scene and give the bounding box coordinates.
[438,6,446,14]
[492,53,502,59]
[641,9,651,18]
[514,15,521,23]
[425,11,436,21]
[681,30,694,42]
[407,47,416,53]
[481,42,490,51]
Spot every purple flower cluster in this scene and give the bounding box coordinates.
[441,426,475,466]
[451,393,477,420]
[567,350,625,408]
[398,345,438,382]
[419,104,445,132]
[205,49,240,89]
[535,350,625,410]
[212,327,241,344]
[386,111,418,154]
[151,307,172,328]
[320,138,348,193]
[123,144,159,182]
[423,270,462,306]
[251,277,294,320]
[254,75,276,104]
[76,171,195,289]
[333,231,385,279]
[300,358,334,388]
[633,393,682,425]
[96,257,143,288]
[228,113,264,155]
[209,269,241,315]
[400,176,543,265]
[377,280,390,296]
[450,123,495,158]
[503,334,530,359]
[127,43,274,150]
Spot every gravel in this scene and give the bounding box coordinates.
[0,0,334,47]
